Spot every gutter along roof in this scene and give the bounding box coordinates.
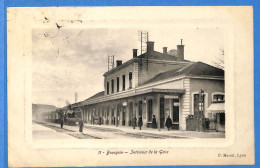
[79,88,185,107]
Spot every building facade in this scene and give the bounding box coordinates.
[65,41,225,131]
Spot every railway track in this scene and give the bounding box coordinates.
[139,132,189,139]
[36,122,102,139]
[84,125,122,133]
[35,122,189,139]
[67,132,102,139]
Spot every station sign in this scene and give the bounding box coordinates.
[165,95,179,99]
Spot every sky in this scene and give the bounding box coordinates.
[32,27,224,107]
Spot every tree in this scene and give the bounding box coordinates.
[213,48,224,70]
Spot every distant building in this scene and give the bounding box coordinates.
[63,40,224,131]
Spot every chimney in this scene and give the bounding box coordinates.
[177,39,184,61]
[163,47,168,54]
[133,49,138,58]
[116,60,122,67]
[146,41,154,53]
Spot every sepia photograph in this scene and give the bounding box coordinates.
[32,27,225,140]
[7,6,254,167]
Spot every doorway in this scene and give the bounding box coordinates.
[138,101,143,117]
[129,102,133,126]
[112,108,115,125]
[172,98,179,129]
[122,107,126,126]
[160,97,165,128]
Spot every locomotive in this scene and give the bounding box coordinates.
[42,105,82,126]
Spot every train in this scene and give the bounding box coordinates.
[38,105,82,126]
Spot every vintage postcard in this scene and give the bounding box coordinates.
[7,6,254,166]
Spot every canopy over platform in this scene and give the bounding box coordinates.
[206,102,225,113]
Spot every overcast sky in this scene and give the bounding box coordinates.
[32,27,224,107]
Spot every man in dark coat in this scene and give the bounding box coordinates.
[60,116,64,128]
[152,115,157,128]
[132,116,137,129]
[165,116,172,131]
[79,118,84,132]
[99,116,102,125]
[91,114,94,125]
[138,115,143,130]
[205,118,210,132]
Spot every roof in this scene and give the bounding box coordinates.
[103,59,134,76]
[103,50,189,76]
[85,91,105,101]
[143,61,224,84]
[138,51,178,61]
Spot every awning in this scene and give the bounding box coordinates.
[206,102,225,113]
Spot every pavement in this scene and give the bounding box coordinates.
[34,121,225,139]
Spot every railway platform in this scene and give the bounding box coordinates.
[35,121,225,139]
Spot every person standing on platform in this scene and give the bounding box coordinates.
[79,118,84,132]
[92,114,95,125]
[132,116,137,129]
[60,115,64,128]
[152,115,157,129]
[116,115,119,127]
[205,118,210,132]
[99,116,102,125]
[165,116,172,131]
[138,115,143,130]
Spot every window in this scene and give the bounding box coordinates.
[122,75,126,91]
[194,94,205,117]
[219,113,225,125]
[111,79,114,94]
[117,77,120,92]
[129,72,132,89]
[213,94,225,102]
[148,99,153,121]
[106,81,109,95]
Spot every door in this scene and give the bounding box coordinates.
[172,98,179,129]
[116,104,120,126]
[160,97,165,128]
[122,107,126,126]
[138,101,143,117]
[129,102,133,126]
[112,108,115,125]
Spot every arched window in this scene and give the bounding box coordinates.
[106,81,109,95]
[116,77,120,92]
[122,75,126,91]
[111,79,114,94]
[129,72,132,89]
[212,93,225,102]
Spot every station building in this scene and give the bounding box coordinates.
[66,41,225,131]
